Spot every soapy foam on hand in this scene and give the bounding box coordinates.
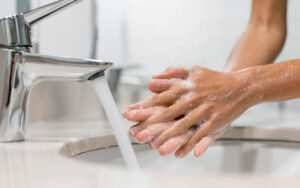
[181,80,193,89]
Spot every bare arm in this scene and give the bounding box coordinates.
[225,0,287,72]
[237,60,300,103]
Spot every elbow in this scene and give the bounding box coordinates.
[248,21,287,49]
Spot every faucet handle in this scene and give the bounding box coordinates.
[23,0,82,26]
[0,0,82,49]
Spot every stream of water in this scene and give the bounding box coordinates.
[92,76,140,169]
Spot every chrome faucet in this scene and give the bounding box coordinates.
[0,0,112,142]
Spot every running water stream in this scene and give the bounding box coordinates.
[92,76,140,169]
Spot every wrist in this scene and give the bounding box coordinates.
[232,66,267,107]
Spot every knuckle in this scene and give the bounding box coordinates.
[210,113,224,123]
[161,129,176,142]
[147,114,162,125]
[182,116,194,128]
[204,103,214,110]
[170,122,188,136]
[189,94,202,103]
[160,133,170,143]
[164,128,175,138]
[152,108,170,121]
[163,110,174,121]
[198,104,213,116]
[151,95,160,104]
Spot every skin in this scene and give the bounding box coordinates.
[225,0,287,72]
[123,0,295,158]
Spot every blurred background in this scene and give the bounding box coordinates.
[0,0,299,127]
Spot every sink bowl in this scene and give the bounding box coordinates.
[72,140,300,175]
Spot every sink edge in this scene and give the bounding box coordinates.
[59,126,300,158]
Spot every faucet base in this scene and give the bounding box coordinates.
[0,132,25,143]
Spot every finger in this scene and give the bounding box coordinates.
[148,79,174,93]
[129,123,143,137]
[124,106,165,122]
[123,86,186,114]
[175,123,211,158]
[153,67,190,79]
[194,124,229,157]
[157,105,212,147]
[135,122,174,143]
[158,130,193,156]
[193,134,219,157]
[136,98,198,139]
[175,120,223,158]
[128,106,170,137]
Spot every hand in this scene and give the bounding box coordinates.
[123,66,259,158]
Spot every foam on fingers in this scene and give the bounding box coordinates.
[136,122,173,143]
[129,125,143,137]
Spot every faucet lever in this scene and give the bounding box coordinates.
[23,0,82,26]
[0,0,82,48]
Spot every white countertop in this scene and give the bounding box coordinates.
[1,119,300,188]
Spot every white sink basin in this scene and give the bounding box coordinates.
[73,140,300,175]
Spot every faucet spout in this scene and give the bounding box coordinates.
[0,48,112,142]
[21,52,112,82]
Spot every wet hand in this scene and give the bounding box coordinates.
[123,66,259,158]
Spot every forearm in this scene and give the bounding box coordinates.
[224,0,287,72]
[236,60,300,105]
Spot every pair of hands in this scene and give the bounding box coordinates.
[122,66,257,158]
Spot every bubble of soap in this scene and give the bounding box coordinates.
[181,81,193,89]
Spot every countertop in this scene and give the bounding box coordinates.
[1,119,300,188]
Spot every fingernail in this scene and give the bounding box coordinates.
[122,109,130,118]
[149,142,156,149]
[124,109,142,121]
[135,139,145,144]
[122,105,137,117]
[130,110,139,114]
[175,150,185,158]
[129,126,142,137]
[126,110,139,119]
[148,143,154,149]
[137,130,153,143]
[149,138,161,149]
[158,145,168,156]
[194,149,200,157]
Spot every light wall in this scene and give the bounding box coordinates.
[126,0,300,74]
[127,0,249,73]
[0,1,15,17]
